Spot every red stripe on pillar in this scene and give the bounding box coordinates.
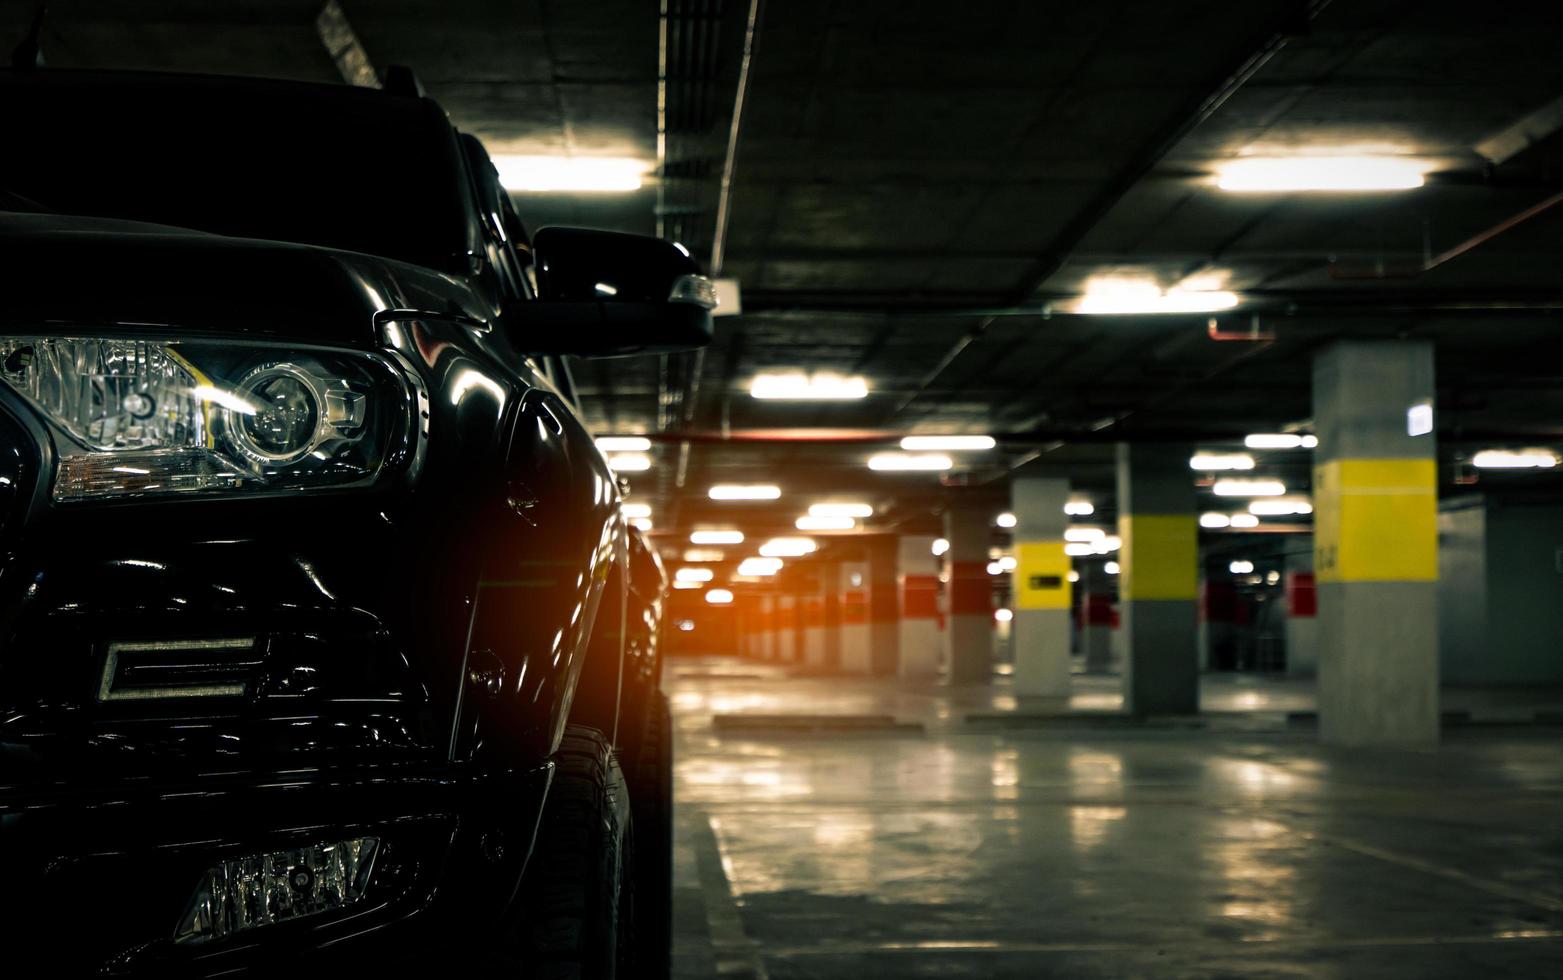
[843,589,867,624]
[804,598,823,627]
[1080,593,1114,627]
[948,561,990,617]
[902,574,940,619]
[1287,572,1317,618]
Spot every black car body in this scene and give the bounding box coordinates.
[0,68,699,975]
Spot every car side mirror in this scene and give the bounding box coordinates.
[513,227,716,357]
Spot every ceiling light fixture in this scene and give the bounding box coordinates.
[1199,513,1232,528]
[1212,479,1287,497]
[1104,561,1120,575]
[737,557,783,576]
[709,484,781,500]
[899,435,996,451]
[931,538,950,556]
[607,453,652,472]
[1248,498,1314,516]
[630,517,653,532]
[1229,560,1255,574]
[1190,453,1256,471]
[1064,528,1106,543]
[683,548,725,562]
[621,503,653,519]
[492,155,649,193]
[867,453,952,472]
[1073,275,1239,315]
[750,373,869,400]
[1229,514,1260,528]
[809,502,873,518]
[995,512,1017,528]
[1244,433,1318,450]
[690,529,744,545]
[1215,156,1428,193]
[596,436,652,452]
[796,515,855,531]
[759,537,817,558]
[1471,449,1560,469]
[705,588,734,605]
[1064,543,1094,557]
[673,580,701,590]
[1064,500,1095,516]
[674,567,714,583]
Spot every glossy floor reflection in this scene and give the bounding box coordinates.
[670,657,1563,979]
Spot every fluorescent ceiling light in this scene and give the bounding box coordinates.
[1190,453,1255,471]
[750,373,868,400]
[1216,156,1428,193]
[995,512,1017,528]
[1064,528,1106,543]
[993,608,1013,623]
[630,517,653,532]
[673,580,701,589]
[810,502,874,518]
[1091,535,1122,555]
[1213,479,1286,497]
[1104,561,1120,575]
[492,155,648,193]
[675,567,714,583]
[621,503,653,519]
[759,537,817,558]
[709,484,781,500]
[690,529,744,545]
[997,556,1017,571]
[1074,275,1239,315]
[737,557,783,576]
[796,515,855,531]
[868,453,952,472]
[705,588,734,605]
[1064,500,1095,516]
[1407,403,1434,438]
[1244,433,1317,449]
[597,436,652,452]
[931,538,950,556]
[607,453,652,472]
[1064,543,1094,557]
[986,561,1003,576]
[1199,513,1232,529]
[683,548,725,562]
[899,435,996,451]
[1229,560,1255,574]
[1472,449,1559,469]
[1229,514,1260,528]
[1067,570,1080,583]
[1249,498,1314,516]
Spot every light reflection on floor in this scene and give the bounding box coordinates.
[670,656,1563,979]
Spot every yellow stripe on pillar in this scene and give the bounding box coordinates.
[1015,540,1072,610]
[1120,514,1197,601]
[1314,458,1437,583]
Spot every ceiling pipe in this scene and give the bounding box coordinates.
[1331,187,1563,280]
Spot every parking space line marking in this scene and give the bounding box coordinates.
[692,807,769,980]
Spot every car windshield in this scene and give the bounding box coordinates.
[0,70,471,273]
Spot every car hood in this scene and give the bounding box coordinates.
[0,211,497,345]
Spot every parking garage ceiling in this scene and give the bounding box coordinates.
[11,0,1563,539]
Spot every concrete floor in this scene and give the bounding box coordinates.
[669,658,1563,979]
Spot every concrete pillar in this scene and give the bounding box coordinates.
[944,502,992,685]
[866,535,900,676]
[1011,477,1073,697]
[1284,551,1318,676]
[1117,443,1199,715]
[1079,559,1114,673]
[838,561,871,674]
[775,593,798,663]
[1314,340,1438,746]
[897,535,941,681]
[801,567,827,669]
[756,593,776,660]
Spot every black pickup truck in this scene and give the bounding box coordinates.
[0,67,700,977]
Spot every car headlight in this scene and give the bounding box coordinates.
[0,336,422,502]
